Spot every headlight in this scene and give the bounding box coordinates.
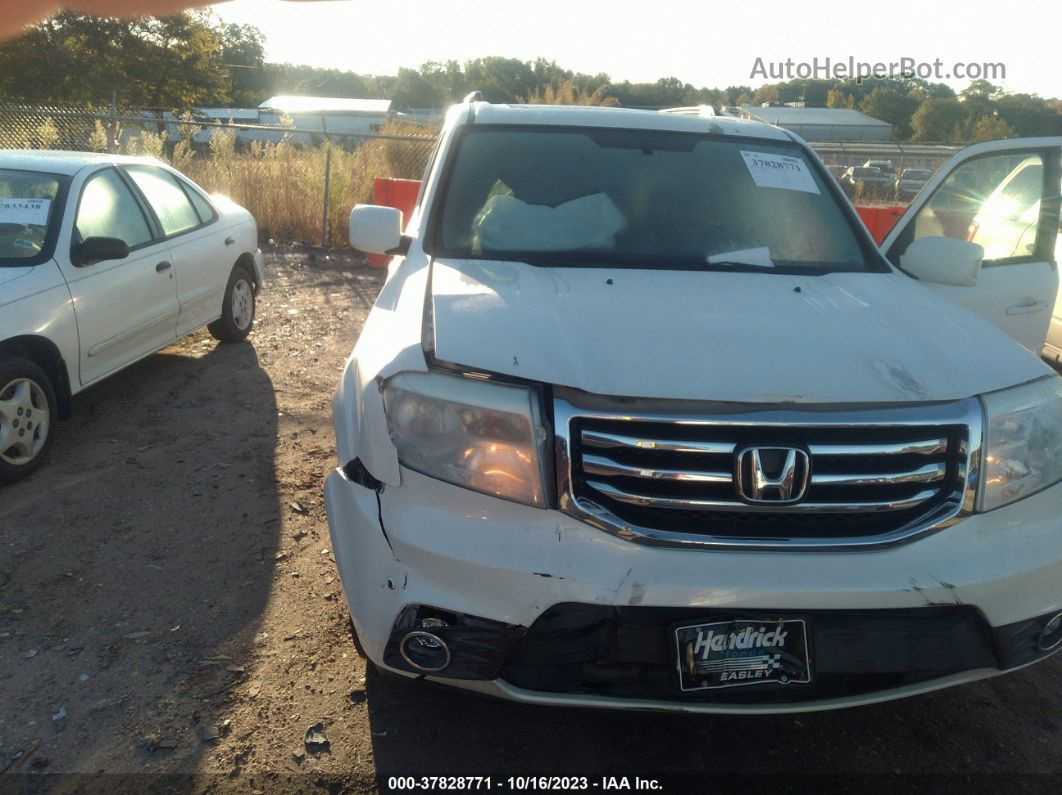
[382,371,550,507]
[980,376,1062,511]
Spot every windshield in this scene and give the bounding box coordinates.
[436,127,875,271]
[0,168,63,264]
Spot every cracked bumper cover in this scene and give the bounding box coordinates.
[324,465,1062,713]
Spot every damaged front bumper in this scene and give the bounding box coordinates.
[324,465,1062,714]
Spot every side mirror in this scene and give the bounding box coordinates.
[349,204,409,255]
[79,236,129,266]
[900,236,984,287]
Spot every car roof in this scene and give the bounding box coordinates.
[459,103,794,142]
[0,149,168,177]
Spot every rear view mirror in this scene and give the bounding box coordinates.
[79,236,129,266]
[349,205,409,255]
[900,236,984,287]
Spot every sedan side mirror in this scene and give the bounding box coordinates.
[900,236,984,287]
[78,236,129,266]
[349,204,410,255]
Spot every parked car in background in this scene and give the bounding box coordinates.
[0,151,264,484]
[840,165,892,200]
[862,158,896,176]
[327,99,1062,715]
[894,167,934,199]
[825,164,847,182]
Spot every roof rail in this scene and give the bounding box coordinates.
[659,105,717,118]
[463,91,484,103]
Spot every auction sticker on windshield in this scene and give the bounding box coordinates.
[674,618,812,691]
[0,198,51,226]
[740,151,820,194]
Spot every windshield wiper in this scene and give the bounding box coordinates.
[700,260,777,270]
[473,251,829,272]
[490,254,780,271]
[509,254,594,268]
[706,247,775,269]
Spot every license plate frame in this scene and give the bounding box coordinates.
[672,617,813,692]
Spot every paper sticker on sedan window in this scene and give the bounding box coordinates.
[0,198,51,226]
[740,152,820,194]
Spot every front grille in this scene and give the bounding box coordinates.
[557,398,979,549]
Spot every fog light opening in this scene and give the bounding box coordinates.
[400,631,452,672]
[1039,612,1062,652]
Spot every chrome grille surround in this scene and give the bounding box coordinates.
[554,394,983,551]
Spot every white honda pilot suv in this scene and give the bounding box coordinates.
[326,101,1062,713]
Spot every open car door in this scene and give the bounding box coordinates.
[881,137,1062,353]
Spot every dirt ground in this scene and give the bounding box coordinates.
[1,247,1061,792]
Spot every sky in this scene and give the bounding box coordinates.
[210,0,1058,98]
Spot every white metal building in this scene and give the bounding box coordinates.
[149,96,395,146]
[257,95,393,143]
[738,105,893,142]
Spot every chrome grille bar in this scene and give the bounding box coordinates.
[586,479,941,514]
[582,452,948,490]
[808,438,948,456]
[810,462,947,487]
[581,454,731,483]
[581,429,735,455]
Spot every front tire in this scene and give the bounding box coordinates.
[208,265,256,343]
[0,357,58,485]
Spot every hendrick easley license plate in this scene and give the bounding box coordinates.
[674,618,812,691]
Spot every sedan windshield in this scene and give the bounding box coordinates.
[0,168,63,264]
[436,127,876,272]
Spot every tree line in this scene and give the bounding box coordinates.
[0,11,1059,142]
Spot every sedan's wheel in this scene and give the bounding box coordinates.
[232,278,254,331]
[208,265,256,343]
[0,357,58,485]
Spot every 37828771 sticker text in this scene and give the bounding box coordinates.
[740,151,821,195]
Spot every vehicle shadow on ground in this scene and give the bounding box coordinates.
[364,651,1062,781]
[0,337,280,774]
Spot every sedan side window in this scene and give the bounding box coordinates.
[75,169,153,248]
[125,166,200,237]
[180,180,216,224]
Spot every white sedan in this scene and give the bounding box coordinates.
[0,150,264,484]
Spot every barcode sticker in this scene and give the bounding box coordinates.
[0,198,51,226]
[740,152,820,194]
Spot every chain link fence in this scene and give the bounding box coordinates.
[0,105,437,245]
[2,105,967,243]
[0,105,113,150]
[810,140,962,207]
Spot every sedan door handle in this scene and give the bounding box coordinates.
[224,236,235,246]
[1006,298,1048,315]
[155,261,172,273]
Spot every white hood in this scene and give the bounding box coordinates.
[429,259,1052,403]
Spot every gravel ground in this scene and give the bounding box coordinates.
[1,247,1060,792]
